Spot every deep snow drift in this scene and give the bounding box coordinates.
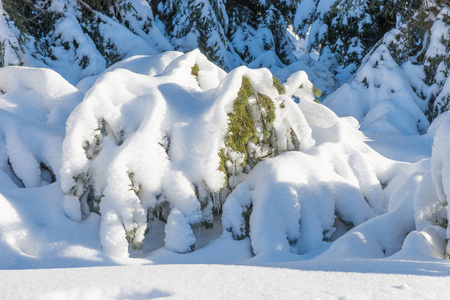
[1,50,450,298]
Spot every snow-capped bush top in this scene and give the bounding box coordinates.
[61,50,318,257]
[0,67,82,124]
[0,66,82,188]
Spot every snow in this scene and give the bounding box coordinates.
[0,2,22,66]
[1,48,450,298]
[59,50,332,258]
[1,262,450,300]
[164,208,197,253]
[324,45,430,135]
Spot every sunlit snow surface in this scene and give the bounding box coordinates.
[1,50,450,298]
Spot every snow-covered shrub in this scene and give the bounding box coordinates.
[318,158,430,259]
[315,111,450,260]
[222,97,394,255]
[61,50,319,257]
[0,66,82,189]
[411,112,450,256]
[324,44,429,135]
[293,0,422,74]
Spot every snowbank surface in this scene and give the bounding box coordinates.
[1,50,450,298]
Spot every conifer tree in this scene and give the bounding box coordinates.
[370,0,450,121]
[294,0,409,72]
[257,1,296,64]
[154,0,233,69]
[0,0,170,83]
[153,0,297,70]
[0,1,24,66]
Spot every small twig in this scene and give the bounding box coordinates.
[24,10,45,23]
[77,0,95,13]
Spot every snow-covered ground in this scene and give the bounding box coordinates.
[1,50,450,299]
[3,261,450,299]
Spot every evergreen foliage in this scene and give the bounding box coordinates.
[369,0,450,121]
[153,0,297,70]
[1,0,450,120]
[226,76,256,156]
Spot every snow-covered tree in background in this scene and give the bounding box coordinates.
[153,0,233,68]
[0,1,23,66]
[153,0,298,69]
[0,0,171,83]
[324,43,430,135]
[0,0,301,76]
[350,0,450,122]
[233,0,298,65]
[293,0,423,73]
[254,1,297,65]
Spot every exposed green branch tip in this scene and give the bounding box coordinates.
[241,76,254,96]
[218,148,230,187]
[257,93,276,125]
[273,76,286,94]
[225,76,257,155]
[191,64,199,77]
[313,86,323,98]
[218,148,228,173]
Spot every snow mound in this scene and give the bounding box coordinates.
[318,112,450,260]
[411,112,450,254]
[0,67,82,189]
[61,50,318,257]
[222,100,396,256]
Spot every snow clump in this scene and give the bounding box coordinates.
[0,66,82,189]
